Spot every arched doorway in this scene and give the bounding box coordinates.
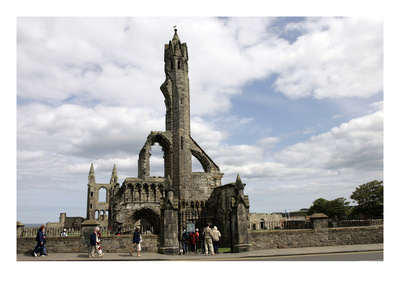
[127,208,161,234]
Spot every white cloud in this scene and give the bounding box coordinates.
[18,17,383,112]
[274,110,383,171]
[272,17,383,99]
[212,110,383,212]
[256,136,281,149]
[17,17,165,107]
[17,102,164,184]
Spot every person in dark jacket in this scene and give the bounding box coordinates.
[130,226,142,257]
[88,227,102,258]
[181,228,189,255]
[32,225,46,257]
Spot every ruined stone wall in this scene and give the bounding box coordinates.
[64,217,84,228]
[17,235,159,254]
[250,213,285,230]
[206,183,236,248]
[190,172,219,204]
[250,225,383,250]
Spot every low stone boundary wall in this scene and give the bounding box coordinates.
[17,224,383,254]
[17,235,159,254]
[250,225,383,250]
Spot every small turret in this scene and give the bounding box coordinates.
[88,163,95,184]
[110,164,118,184]
[234,174,245,190]
[172,28,180,42]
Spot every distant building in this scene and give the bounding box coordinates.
[46,213,84,229]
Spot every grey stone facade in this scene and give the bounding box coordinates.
[85,29,251,254]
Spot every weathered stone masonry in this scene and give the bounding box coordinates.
[84,29,251,254]
[16,225,382,254]
[250,226,383,250]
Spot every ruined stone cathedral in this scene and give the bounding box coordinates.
[86,29,251,254]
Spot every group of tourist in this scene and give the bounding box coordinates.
[181,223,221,255]
[32,223,222,258]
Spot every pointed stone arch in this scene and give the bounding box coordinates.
[125,207,161,234]
[138,131,172,179]
[191,149,211,173]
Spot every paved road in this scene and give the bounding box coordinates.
[17,243,383,261]
[219,250,383,261]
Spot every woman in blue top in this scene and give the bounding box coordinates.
[130,226,142,257]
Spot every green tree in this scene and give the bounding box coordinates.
[350,180,383,218]
[308,197,351,220]
[307,198,329,215]
[326,197,351,220]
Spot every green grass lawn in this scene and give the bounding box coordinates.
[218,248,231,253]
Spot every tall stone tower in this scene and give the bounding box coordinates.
[161,29,193,203]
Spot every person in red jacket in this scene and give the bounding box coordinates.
[190,229,200,254]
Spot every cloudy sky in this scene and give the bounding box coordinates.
[16,16,384,224]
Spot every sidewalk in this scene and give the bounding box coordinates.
[17,243,383,261]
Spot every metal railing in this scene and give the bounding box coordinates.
[254,218,383,231]
[257,220,312,230]
[21,227,82,237]
[283,220,313,229]
[329,218,383,228]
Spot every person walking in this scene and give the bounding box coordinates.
[202,223,214,256]
[61,229,68,236]
[211,226,221,254]
[88,227,102,258]
[96,230,103,256]
[130,226,142,257]
[41,227,47,256]
[32,225,46,257]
